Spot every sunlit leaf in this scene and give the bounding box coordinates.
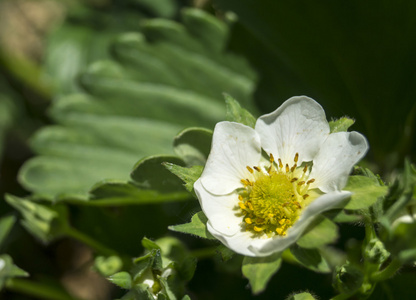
[169,211,215,240]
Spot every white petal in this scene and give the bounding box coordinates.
[200,122,261,195]
[309,131,369,192]
[194,179,242,236]
[250,191,351,256]
[207,222,257,257]
[255,96,329,165]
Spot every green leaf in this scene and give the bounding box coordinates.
[5,195,69,243]
[142,237,162,252]
[290,245,331,273]
[224,94,256,128]
[173,127,212,166]
[242,252,282,294]
[168,211,215,240]
[329,117,355,133]
[0,215,16,248]
[163,164,203,194]
[94,256,123,277]
[286,292,317,300]
[181,296,191,300]
[108,271,132,289]
[296,216,338,249]
[131,156,186,192]
[344,176,388,210]
[0,254,29,289]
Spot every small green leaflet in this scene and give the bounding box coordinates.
[344,176,388,210]
[329,117,355,133]
[169,211,215,240]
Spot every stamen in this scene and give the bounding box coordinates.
[253,166,261,172]
[278,159,283,169]
[238,195,243,201]
[306,179,315,185]
[290,177,298,182]
[269,153,275,163]
[303,165,308,173]
[290,164,297,172]
[239,202,246,210]
[303,194,309,200]
[246,166,254,173]
[254,226,263,232]
[297,181,305,186]
[294,201,302,209]
[245,217,252,224]
[241,179,248,186]
[294,153,299,163]
[285,164,289,173]
[276,228,283,235]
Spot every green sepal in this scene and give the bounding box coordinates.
[173,127,212,166]
[384,219,416,263]
[242,252,282,294]
[127,284,155,300]
[131,155,186,192]
[168,211,215,240]
[131,251,155,282]
[344,176,388,210]
[0,215,16,249]
[94,255,123,277]
[5,194,69,243]
[109,271,132,289]
[296,216,338,249]
[329,117,355,133]
[216,244,235,262]
[181,295,191,300]
[158,276,176,300]
[163,164,203,194]
[0,254,29,290]
[323,209,362,223]
[286,292,317,300]
[333,262,364,295]
[224,94,256,128]
[290,244,331,273]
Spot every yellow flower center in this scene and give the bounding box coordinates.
[238,153,316,237]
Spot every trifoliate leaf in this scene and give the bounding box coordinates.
[296,216,338,249]
[109,271,132,290]
[344,176,388,210]
[168,211,215,240]
[290,245,331,273]
[329,117,355,133]
[163,163,203,194]
[242,252,282,294]
[173,127,212,166]
[224,93,256,128]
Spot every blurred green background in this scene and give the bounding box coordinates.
[0,0,415,299]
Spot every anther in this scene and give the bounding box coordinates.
[239,202,246,210]
[294,201,302,209]
[246,179,253,186]
[285,164,289,173]
[245,217,252,224]
[290,177,298,182]
[278,159,283,169]
[306,179,315,184]
[269,153,275,163]
[276,228,283,235]
[303,165,308,173]
[297,181,305,186]
[241,179,248,186]
[238,195,243,201]
[279,219,286,225]
[303,194,309,200]
[294,153,299,163]
[290,164,297,172]
[246,166,254,173]
[253,166,261,172]
[254,226,263,232]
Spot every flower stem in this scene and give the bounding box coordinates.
[370,258,402,282]
[65,227,117,256]
[6,278,79,300]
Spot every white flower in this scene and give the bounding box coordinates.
[194,96,369,257]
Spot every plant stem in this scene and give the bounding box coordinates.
[65,227,117,256]
[370,258,402,282]
[191,247,217,259]
[6,278,79,300]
